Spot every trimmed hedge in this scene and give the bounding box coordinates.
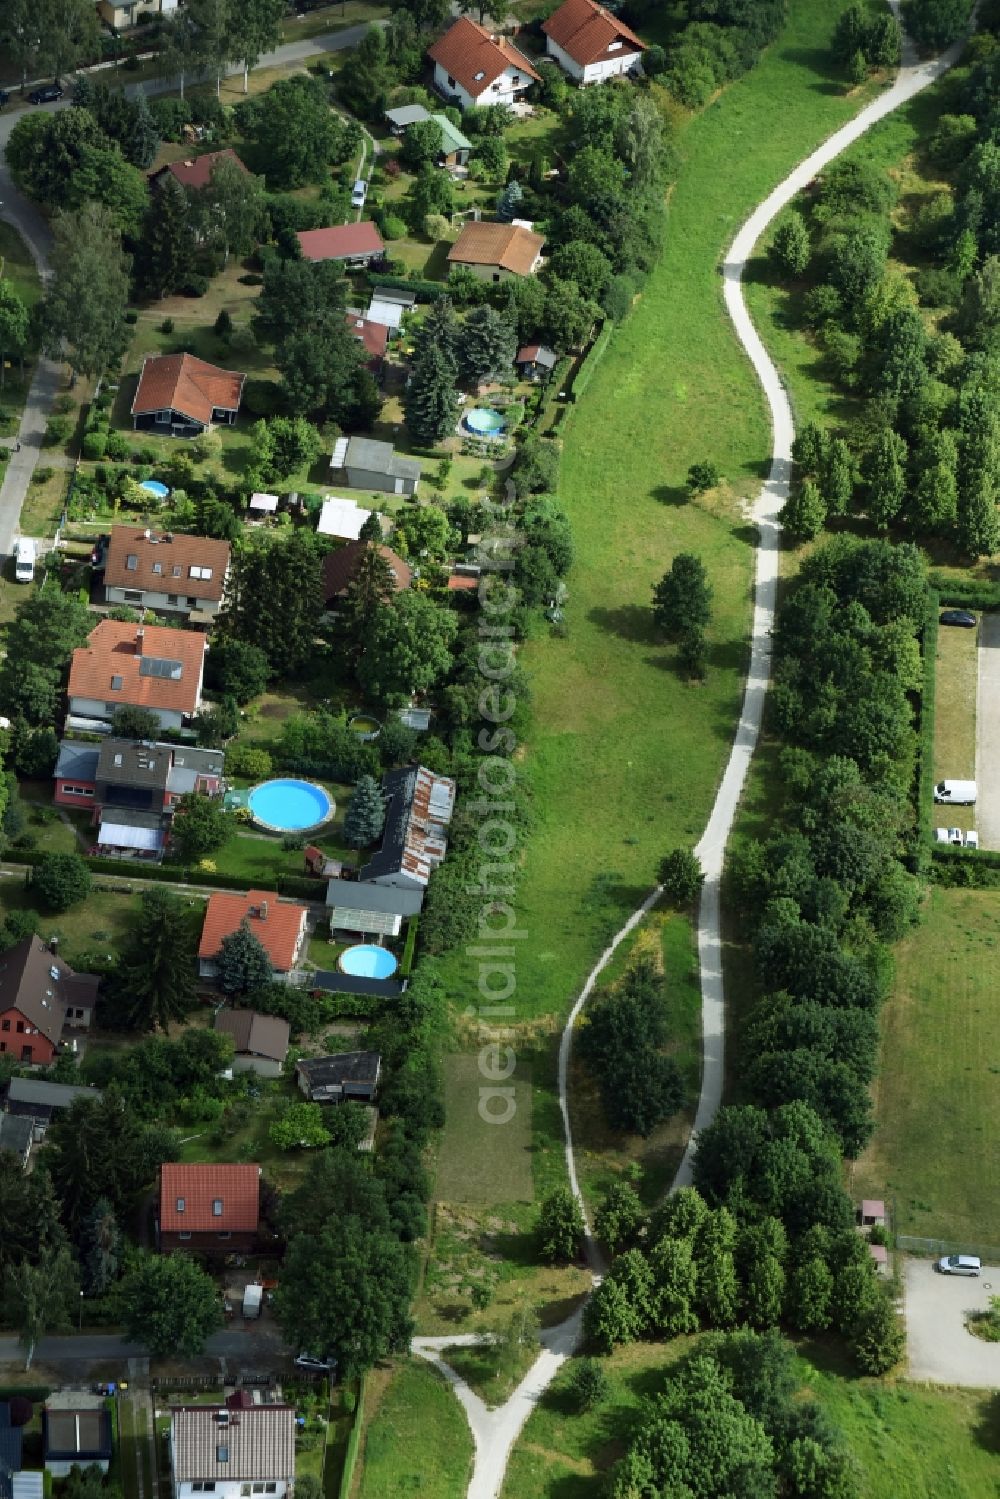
[928,574,1000,611]
[399,916,418,978]
[930,844,1000,886]
[14,848,323,900]
[569,321,612,401]
[917,595,939,856]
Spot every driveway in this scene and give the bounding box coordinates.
[976,613,1000,850]
[904,1257,1000,1386]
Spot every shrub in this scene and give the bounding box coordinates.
[105,432,129,460]
[184,275,210,298]
[381,214,407,241]
[224,743,273,780]
[82,431,107,460]
[43,416,72,448]
[31,467,54,485]
[32,852,92,913]
[159,317,174,334]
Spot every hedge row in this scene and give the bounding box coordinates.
[569,321,612,402]
[930,844,1000,886]
[399,916,418,978]
[338,1376,367,1499]
[917,595,939,852]
[367,272,445,302]
[928,573,1000,611]
[18,849,323,901]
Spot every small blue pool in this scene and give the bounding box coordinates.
[339,944,399,980]
[465,407,506,436]
[139,479,170,499]
[249,778,334,833]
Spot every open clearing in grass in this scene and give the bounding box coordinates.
[355,1359,473,1499]
[434,1051,534,1205]
[852,886,1000,1244]
[935,622,977,786]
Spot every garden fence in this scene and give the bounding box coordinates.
[897,1235,1000,1264]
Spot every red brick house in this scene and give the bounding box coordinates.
[0,937,98,1065]
[158,1162,261,1254]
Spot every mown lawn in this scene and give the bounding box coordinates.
[935,621,977,787]
[0,882,141,969]
[356,1360,473,1499]
[852,885,1000,1245]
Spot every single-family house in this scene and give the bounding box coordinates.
[317,495,375,542]
[42,1408,113,1478]
[150,148,248,193]
[131,353,244,438]
[197,891,308,984]
[385,103,431,133]
[54,737,223,855]
[346,314,389,371]
[296,222,385,268]
[0,1113,32,1167]
[213,1009,290,1079]
[541,0,644,83]
[296,1052,381,1104]
[360,764,456,889]
[99,525,231,619]
[97,0,177,30]
[331,436,421,497]
[447,221,545,283]
[158,1162,261,1254]
[325,878,424,937]
[67,621,207,733]
[0,937,99,1065]
[170,1401,295,1499]
[321,541,411,608]
[430,113,473,167]
[516,343,558,380]
[428,17,540,110]
[1,1077,102,1134]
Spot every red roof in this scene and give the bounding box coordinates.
[347,315,389,362]
[297,223,385,263]
[428,17,540,100]
[198,890,307,972]
[68,620,206,716]
[104,525,231,603]
[132,353,244,428]
[160,1163,260,1234]
[542,0,643,66]
[156,148,249,193]
[447,574,479,591]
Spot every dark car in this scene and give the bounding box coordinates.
[0,90,10,109]
[940,609,977,628]
[28,83,64,105]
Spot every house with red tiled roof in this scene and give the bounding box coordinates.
[150,148,248,194]
[67,621,207,733]
[428,17,540,110]
[296,222,385,267]
[131,353,245,438]
[447,221,545,282]
[158,1163,261,1254]
[346,313,389,370]
[542,0,644,83]
[100,525,231,619]
[198,891,309,984]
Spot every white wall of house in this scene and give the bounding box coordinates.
[544,36,641,83]
[432,60,531,109]
[68,696,187,731]
[175,1481,288,1499]
[105,585,224,617]
[231,1054,283,1080]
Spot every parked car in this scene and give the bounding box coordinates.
[28,83,63,104]
[294,1353,337,1373]
[937,1254,982,1276]
[965,830,980,849]
[0,90,10,109]
[933,827,963,845]
[351,178,367,209]
[934,779,977,804]
[940,609,977,628]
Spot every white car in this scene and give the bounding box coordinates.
[965,830,980,849]
[934,827,963,845]
[351,178,367,209]
[937,1254,981,1276]
[934,779,977,804]
[294,1353,337,1373]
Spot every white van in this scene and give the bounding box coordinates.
[14,536,35,583]
[934,779,977,805]
[937,1254,982,1276]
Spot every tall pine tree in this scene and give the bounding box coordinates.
[404,341,458,446]
[138,175,197,299]
[344,775,386,848]
[109,885,197,1033]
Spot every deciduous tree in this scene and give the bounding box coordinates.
[170,792,233,864]
[357,593,458,705]
[118,1252,223,1356]
[43,203,131,379]
[537,1188,584,1263]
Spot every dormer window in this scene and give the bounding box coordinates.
[608,39,622,49]
[176,1197,185,1212]
[212,1199,223,1216]
[126,554,138,570]
[111,675,123,691]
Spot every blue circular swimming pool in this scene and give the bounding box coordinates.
[465,407,506,436]
[249,778,334,833]
[139,479,171,499]
[339,944,399,980]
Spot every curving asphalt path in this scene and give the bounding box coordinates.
[413,11,971,1499]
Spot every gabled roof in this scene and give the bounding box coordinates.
[517,342,558,368]
[542,0,643,66]
[447,221,545,276]
[297,222,385,263]
[4,1076,101,1112]
[160,1162,261,1234]
[153,148,249,192]
[344,436,421,482]
[430,113,473,155]
[214,1008,290,1064]
[296,1052,381,1100]
[131,353,245,427]
[198,891,307,971]
[0,937,98,1048]
[360,764,456,886]
[97,737,172,792]
[321,540,412,601]
[346,314,389,362]
[428,17,540,99]
[325,880,424,916]
[171,1406,295,1483]
[104,525,231,603]
[68,621,206,716]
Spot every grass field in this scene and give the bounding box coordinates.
[355,1360,473,1499]
[851,886,1000,1244]
[935,622,977,788]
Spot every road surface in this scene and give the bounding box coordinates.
[905,1258,1000,1386]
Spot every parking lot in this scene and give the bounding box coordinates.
[905,1258,1000,1386]
[976,613,1000,850]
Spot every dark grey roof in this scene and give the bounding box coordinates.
[4,1076,102,1115]
[310,972,403,999]
[324,880,423,916]
[0,937,96,1048]
[359,765,414,882]
[98,807,166,831]
[296,1052,381,1100]
[533,345,558,369]
[97,738,171,791]
[0,1114,33,1161]
[54,740,101,783]
[345,437,421,482]
[42,1409,113,1461]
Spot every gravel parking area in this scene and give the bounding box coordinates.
[905,1257,1000,1386]
[976,613,1000,850]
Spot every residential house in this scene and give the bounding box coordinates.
[54,738,223,859]
[296,222,385,268]
[332,436,421,497]
[213,1009,290,1079]
[541,0,644,83]
[516,343,558,380]
[447,221,545,283]
[428,17,540,110]
[170,1400,295,1499]
[42,1408,113,1478]
[97,0,177,29]
[296,1052,381,1104]
[66,620,208,733]
[0,1113,32,1168]
[430,113,473,167]
[1,1077,102,1135]
[324,878,423,937]
[316,495,375,542]
[360,764,456,889]
[197,891,308,984]
[385,103,431,133]
[321,541,411,608]
[99,525,231,620]
[0,937,99,1065]
[346,314,389,372]
[158,1163,261,1254]
[131,352,245,438]
[150,148,249,192]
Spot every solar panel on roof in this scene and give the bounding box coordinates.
[139,656,183,680]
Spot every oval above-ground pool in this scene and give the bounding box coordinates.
[339,944,399,980]
[139,479,171,499]
[464,407,506,437]
[248,778,334,834]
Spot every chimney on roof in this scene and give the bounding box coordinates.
[136,627,145,647]
[144,528,151,540]
[258,900,268,920]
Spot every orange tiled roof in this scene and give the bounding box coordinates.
[156,148,249,192]
[542,0,643,66]
[131,353,244,428]
[428,17,540,100]
[198,890,307,971]
[160,1163,260,1234]
[104,525,231,603]
[67,620,206,715]
[447,221,544,276]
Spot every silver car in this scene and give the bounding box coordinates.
[936,1254,981,1276]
